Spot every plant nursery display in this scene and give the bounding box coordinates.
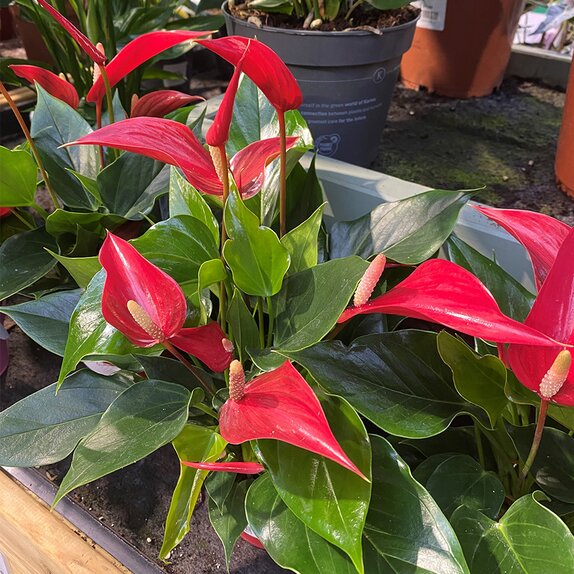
[224,0,419,165]
[1,2,574,573]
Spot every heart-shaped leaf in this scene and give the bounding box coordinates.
[0,146,37,206]
[286,331,488,438]
[451,493,574,573]
[254,394,371,573]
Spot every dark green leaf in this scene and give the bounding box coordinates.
[0,227,59,300]
[48,252,101,288]
[437,332,508,426]
[31,86,98,209]
[273,256,369,351]
[286,331,487,438]
[509,425,574,503]
[330,189,473,263]
[445,236,534,322]
[2,289,81,356]
[45,209,121,237]
[255,395,371,572]
[160,424,226,559]
[364,435,470,574]
[223,191,290,297]
[55,380,191,506]
[451,493,574,573]
[137,355,213,394]
[246,475,356,574]
[281,204,324,275]
[0,146,37,206]
[97,153,169,219]
[417,454,505,519]
[285,157,325,230]
[0,370,132,467]
[208,480,249,567]
[205,470,236,513]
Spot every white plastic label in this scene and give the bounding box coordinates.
[412,0,448,31]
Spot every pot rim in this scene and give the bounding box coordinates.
[222,2,420,37]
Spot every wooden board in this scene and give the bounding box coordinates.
[0,470,131,574]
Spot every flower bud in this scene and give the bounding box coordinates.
[229,360,246,401]
[222,338,235,353]
[540,350,571,399]
[126,300,164,342]
[353,253,387,307]
[92,43,106,85]
[130,93,139,115]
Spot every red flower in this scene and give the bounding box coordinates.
[219,361,367,479]
[68,118,298,198]
[131,91,204,118]
[99,233,232,372]
[9,65,79,109]
[87,30,213,105]
[196,37,302,112]
[473,206,571,290]
[0,208,11,218]
[37,0,106,64]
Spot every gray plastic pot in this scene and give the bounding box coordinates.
[224,6,418,166]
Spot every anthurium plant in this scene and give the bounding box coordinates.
[2,3,574,573]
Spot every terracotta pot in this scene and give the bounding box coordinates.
[556,60,574,198]
[9,5,54,65]
[401,0,524,98]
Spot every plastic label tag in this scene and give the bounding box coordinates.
[412,0,447,31]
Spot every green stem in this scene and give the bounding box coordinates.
[278,111,288,238]
[345,0,362,20]
[257,298,265,348]
[193,403,219,421]
[0,80,61,211]
[31,203,49,220]
[218,145,230,333]
[162,340,216,397]
[10,209,36,230]
[474,422,486,469]
[99,64,115,125]
[266,296,274,347]
[519,399,549,481]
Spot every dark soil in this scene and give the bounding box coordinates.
[228,3,418,32]
[378,78,574,225]
[0,325,284,574]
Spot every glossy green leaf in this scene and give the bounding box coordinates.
[30,86,98,209]
[445,236,535,322]
[55,380,191,506]
[160,424,226,559]
[223,190,290,297]
[0,370,132,467]
[58,271,162,385]
[286,331,487,438]
[281,204,324,275]
[97,153,169,219]
[45,209,121,237]
[2,289,81,356]
[197,258,227,323]
[451,493,574,573]
[227,288,261,362]
[0,227,59,300]
[0,146,37,206]
[437,332,508,426]
[48,252,101,288]
[246,475,356,574]
[168,167,219,246]
[255,394,370,573]
[205,469,236,513]
[364,435,470,574]
[132,215,219,286]
[273,256,369,351]
[418,454,504,519]
[208,480,249,567]
[509,425,574,503]
[285,157,325,231]
[330,189,473,263]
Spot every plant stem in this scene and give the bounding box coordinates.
[9,209,36,229]
[278,111,288,238]
[0,80,60,211]
[192,403,219,421]
[345,0,362,20]
[520,399,549,481]
[162,340,216,397]
[218,145,230,332]
[99,65,115,125]
[266,296,274,347]
[257,298,265,348]
[474,422,486,468]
